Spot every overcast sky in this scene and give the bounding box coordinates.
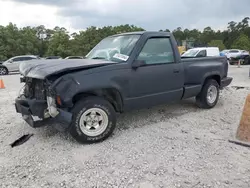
[0,0,249,33]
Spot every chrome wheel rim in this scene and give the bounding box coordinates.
[79,108,109,137]
[207,85,218,104]
[0,68,6,75]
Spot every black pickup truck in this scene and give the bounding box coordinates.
[15,31,232,143]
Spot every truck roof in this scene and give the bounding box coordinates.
[111,31,171,37]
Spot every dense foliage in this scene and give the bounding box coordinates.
[0,17,249,60]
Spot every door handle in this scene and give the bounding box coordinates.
[173,69,180,73]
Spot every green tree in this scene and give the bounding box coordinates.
[70,24,144,56]
[46,28,71,57]
[208,40,226,50]
[172,27,184,45]
[1,17,250,61]
[231,34,250,50]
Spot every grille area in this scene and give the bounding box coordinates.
[24,79,46,100]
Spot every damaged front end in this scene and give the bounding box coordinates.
[15,77,72,131]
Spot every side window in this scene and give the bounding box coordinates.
[229,50,239,53]
[12,57,20,62]
[20,57,30,61]
[13,57,25,61]
[23,57,34,60]
[137,37,175,65]
[196,50,207,57]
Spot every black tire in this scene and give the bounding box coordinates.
[69,96,116,144]
[0,66,8,75]
[244,56,250,65]
[196,79,219,109]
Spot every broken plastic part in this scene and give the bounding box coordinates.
[44,110,50,118]
[10,134,34,148]
[47,96,59,117]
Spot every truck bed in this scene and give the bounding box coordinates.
[181,56,228,99]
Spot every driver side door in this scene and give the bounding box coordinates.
[126,37,184,110]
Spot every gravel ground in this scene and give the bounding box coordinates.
[0,66,250,188]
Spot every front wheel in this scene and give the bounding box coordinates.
[69,96,116,144]
[196,79,219,109]
[0,67,8,75]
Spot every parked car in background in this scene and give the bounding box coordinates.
[225,49,249,59]
[65,56,84,59]
[181,47,220,58]
[0,55,39,75]
[45,56,62,59]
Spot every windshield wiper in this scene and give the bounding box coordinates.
[91,57,106,60]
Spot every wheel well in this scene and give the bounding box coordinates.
[204,75,221,86]
[73,88,123,113]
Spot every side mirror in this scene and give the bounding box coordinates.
[132,60,146,69]
[9,59,13,63]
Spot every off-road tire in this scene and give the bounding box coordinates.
[69,96,116,144]
[196,79,219,109]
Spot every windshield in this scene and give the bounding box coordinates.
[85,34,140,62]
[182,49,199,57]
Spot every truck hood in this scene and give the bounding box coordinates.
[19,59,117,79]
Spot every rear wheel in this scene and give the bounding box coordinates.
[243,56,250,65]
[196,79,219,109]
[0,67,8,75]
[69,96,116,144]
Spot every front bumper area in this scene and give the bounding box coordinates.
[221,77,233,88]
[15,97,72,131]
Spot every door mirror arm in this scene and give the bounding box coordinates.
[132,60,146,69]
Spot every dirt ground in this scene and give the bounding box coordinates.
[0,65,250,188]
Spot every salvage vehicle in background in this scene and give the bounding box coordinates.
[229,56,250,65]
[15,31,232,144]
[0,55,39,75]
[225,49,249,60]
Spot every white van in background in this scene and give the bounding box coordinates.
[181,47,220,58]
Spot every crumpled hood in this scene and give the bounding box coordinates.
[19,59,117,79]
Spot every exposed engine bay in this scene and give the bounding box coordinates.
[20,77,60,119]
[22,77,47,100]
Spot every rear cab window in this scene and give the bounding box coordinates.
[196,50,207,57]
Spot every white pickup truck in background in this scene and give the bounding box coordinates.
[181,47,220,58]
